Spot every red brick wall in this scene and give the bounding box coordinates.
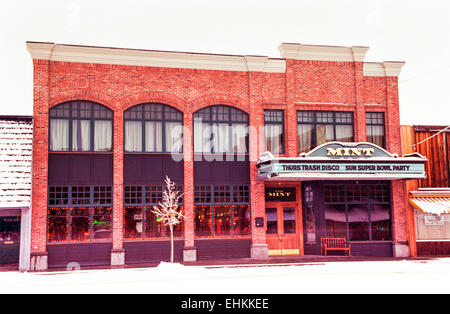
[31,54,406,257]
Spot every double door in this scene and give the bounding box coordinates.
[265,203,301,255]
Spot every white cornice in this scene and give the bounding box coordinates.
[363,61,405,77]
[363,62,386,76]
[26,42,286,73]
[26,41,403,76]
[383,61,405,77]
[278,43,369,62]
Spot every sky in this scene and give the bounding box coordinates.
[1,0,449,126]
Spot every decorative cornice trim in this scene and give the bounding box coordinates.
[26,42,285,73]
[363,62,386,77]
[363,61,405,77]
[383,61,406,77]
[26,41,403,76]
[278,43,369,62]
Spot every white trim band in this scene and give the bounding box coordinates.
[26,42,286,73]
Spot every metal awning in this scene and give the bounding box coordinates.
[409,189,450,215]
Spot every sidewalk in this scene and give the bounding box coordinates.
[1,254,438,273]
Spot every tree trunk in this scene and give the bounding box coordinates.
[170,224,174,263]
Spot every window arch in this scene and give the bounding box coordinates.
[49,100,113,152]
[124,103,183,153]
[193,105,249,154]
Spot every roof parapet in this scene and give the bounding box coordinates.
[278,42,369,62]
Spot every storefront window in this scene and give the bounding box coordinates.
[195,205,212,237]
[47,207,69,243]
[233,205,251,236]
[0,217,20,244]
[324,182,392,241]
[414,210,450,241]
[146,206,165,238]
[347,204,370,241]
[124,185,184,240]
[124,206,143,239]
[214,205,232,236]
[93,207,112,240]
[70,207,91,242]
[164,206,184,238]
[194,185,251,238]
[370,203,392,241]
[47,186,113,243]
[325,204,347,238]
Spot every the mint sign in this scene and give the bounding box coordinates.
[257,142,427,180]
[308,142,393,158]
[265,187,296,202]
[268,162,424,174]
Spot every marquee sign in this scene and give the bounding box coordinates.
[256,142,427,181]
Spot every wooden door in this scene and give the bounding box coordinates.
[265,203,301,256]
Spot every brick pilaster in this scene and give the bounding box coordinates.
[354,61,367,142]
[30,59,50,270]
[246,63,267,251]
[183,113,195,248]
[285,59,298,157]
[112,109,124,251]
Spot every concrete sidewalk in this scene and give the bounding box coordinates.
[1,254,440,272]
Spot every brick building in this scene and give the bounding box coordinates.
[26,41,426,270]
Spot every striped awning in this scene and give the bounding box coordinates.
[409,191,450,215]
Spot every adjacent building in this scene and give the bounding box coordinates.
[26,41,427,270]
[401,125,450,256]
[0,116,33,271]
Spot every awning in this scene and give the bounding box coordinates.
[409,189,450,215]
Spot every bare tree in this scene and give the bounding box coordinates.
[152,176,184,263]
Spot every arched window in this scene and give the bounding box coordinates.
[193,105,249,154]
[49,101,113,152]
[124,103,183,153]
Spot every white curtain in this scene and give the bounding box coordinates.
[72,120,90,151]
[94,120,112,151]
[165,122,183,153]
[367,125,384,147]
[336,125,354,143]
[145,121,162,152]
[194,119,211,153]
[212,123,229,153]
[50,119,69,151]
[125,121,142,152]
[297,124,314,153]
[264,124,283,154]
[316,124,334,146]
[232,124,248,153]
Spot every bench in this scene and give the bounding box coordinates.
[320,237,351,256]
